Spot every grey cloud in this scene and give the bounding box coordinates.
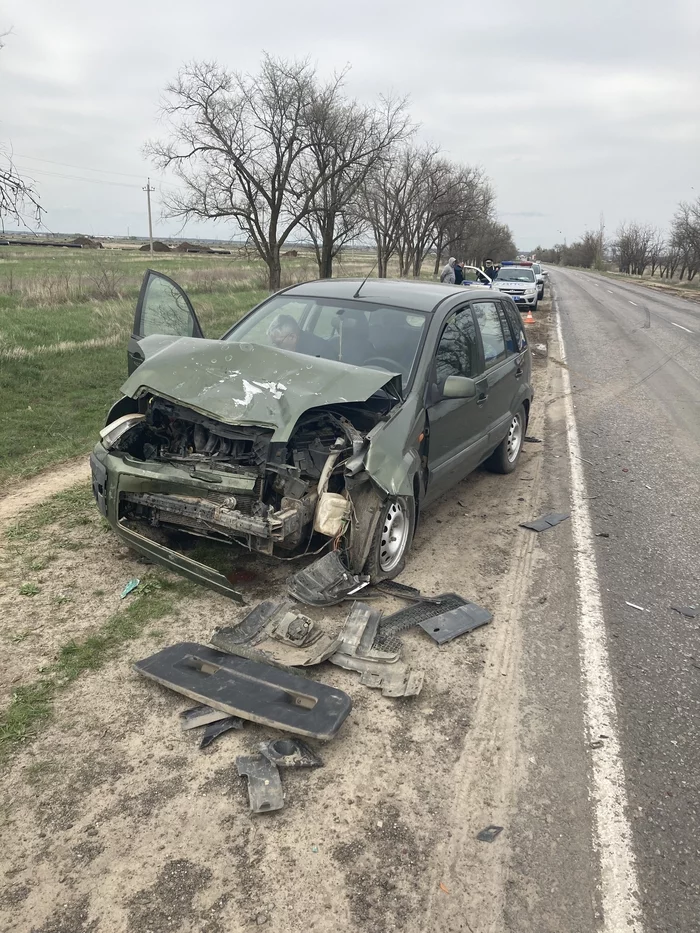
[1,0,698,246]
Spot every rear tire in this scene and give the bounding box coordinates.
[364,496,416,582]
[485,404,526,474]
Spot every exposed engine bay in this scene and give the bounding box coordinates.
[110,395,386,556]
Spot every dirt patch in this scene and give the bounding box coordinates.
[0,309,554,933]
[0,456,91,528]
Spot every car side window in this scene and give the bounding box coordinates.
[434,308,478,382]
[497,304,517,354]
[473,301,507,369]
[502,301,528,352]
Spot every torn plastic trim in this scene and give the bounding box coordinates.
[115,520,246,603]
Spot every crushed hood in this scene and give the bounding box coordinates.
[120,336,401,441]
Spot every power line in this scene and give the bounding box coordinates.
[15,165,141,189]
[12,152,146,180]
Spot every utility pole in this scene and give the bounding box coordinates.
[143,178,155,254]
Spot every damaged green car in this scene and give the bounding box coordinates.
[91,271,533,601]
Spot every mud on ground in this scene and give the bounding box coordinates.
[0,303,553,933]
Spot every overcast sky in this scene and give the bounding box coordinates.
[2,0,699,248]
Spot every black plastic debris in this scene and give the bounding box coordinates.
[477,825,503,843]
[520,512,570,533]
[524,436,542,444]
[260,737,324,769]
[179,704,232,732]
[418,602,492,645]
[377,593,469,637]
[287,551,369,607]
[211,599,338,668]
[134,642,352,740]
[374,580,441,604]
[329,602,424,697]
[236,755,284,813]
[199,716,245,749]
[670,605,697,619]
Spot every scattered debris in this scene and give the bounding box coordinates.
[211,599,338,668]
[134,642,353,739]
[589,739,605,749]
[236,755,284,813]
[259,737,323,769]
[622,468,629,473]
[670,605,697,619]
[374,580,442,604]
[439,882,450,894]
[520,512,570,533]
[377,593,469,637]
[477,825,503,843]
[329,602,424,697]
[524,436,542,444]
[574,454,594,466]
[199,716,245,749]
[120,578,140,599]
[418,602,492,645]
[625,601,649,612]
[179,704,232,732]
[595,532,610,538]
[288,552,369,607]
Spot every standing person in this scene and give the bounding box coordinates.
[454,260,464,285]
[484,258,499,280]
[440,257,457,284]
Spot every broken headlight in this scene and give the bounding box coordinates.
[100,413,146,450]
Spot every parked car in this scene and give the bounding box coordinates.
[460,266,493,288]
[489,265,539,310]
[531,262,546,300]
[91,272,533,601]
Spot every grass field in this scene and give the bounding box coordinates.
[0,245,378,484]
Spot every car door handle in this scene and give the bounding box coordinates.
[515,367,523,378]
[476,392,488,406]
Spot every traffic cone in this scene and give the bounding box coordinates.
[523,307,535,324]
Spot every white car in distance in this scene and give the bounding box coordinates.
[489,264,539,311]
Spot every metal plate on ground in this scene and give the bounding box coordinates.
[418,603,493,644]
[134,642,352,740]
[376,593,469,638]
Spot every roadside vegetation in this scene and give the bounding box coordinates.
[0,246,363,484]
[537,195,700,292]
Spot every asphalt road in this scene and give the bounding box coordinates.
[506,268,700,933]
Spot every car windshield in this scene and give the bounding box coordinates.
[224,294,428,386]
[495,268,535,283]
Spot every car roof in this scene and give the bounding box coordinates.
[282,277,494,313]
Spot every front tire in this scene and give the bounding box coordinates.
[485,405,526,474]
[364,496,416,582]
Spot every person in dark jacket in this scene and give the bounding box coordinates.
[454,261,464,285]
[484,258,499,280]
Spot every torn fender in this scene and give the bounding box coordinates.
[363,399,426,497]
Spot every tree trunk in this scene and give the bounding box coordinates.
[376,246,387,278]
[433,248,442,276]
[268,250,282,291]
[320,223,335,279]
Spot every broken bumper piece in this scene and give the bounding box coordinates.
[329,602,424,697]
[287,551,369,607]
[259,737,323,769]
[236,754,284,813]
[211,599,339,668]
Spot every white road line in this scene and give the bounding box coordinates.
[629,301,638,306]
[671,321,693,333]
[554,298,643,933]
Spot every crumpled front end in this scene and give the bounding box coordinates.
[92,391,401,594]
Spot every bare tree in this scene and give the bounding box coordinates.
[362,155,412,278]
[149,57,366,290]
[1,33,42,229]
[670,199,700,281]
[616,221,656,275]
[299,95,412,279]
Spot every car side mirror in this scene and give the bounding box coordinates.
[442,375,477,399]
